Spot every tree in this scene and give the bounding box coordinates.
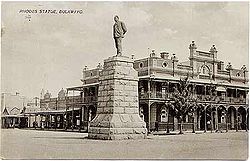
[189,102,199,133]
[170,76,198,134]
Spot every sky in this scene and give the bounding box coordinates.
[1,1,249,98]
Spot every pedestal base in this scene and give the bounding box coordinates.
[88,55,147,140]
[88,113,147,140]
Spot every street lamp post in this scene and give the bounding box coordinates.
[209,82,217,133]
[148,73,155,134]
[225,112,228,132]
[192,112,195,133]
[236,109,239,132]
[171,54,178,77]
[65,90,69,130]
[204,105,207,133]
[211,109,213,133]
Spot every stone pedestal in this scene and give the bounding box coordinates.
[88,56,147,140]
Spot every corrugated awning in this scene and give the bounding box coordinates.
[1,114,26,118]
[66,82,99,91]
[36,109,66,114]
[26,108,81,115]
[82,82,99,87]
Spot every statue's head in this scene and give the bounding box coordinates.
[114,15,119,22]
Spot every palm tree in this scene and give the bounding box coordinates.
[170,76,198,134]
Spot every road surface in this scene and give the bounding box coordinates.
[1,129,248,159]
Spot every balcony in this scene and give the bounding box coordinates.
[83,96,97,103]
[194,95,246,104]
[66,96,97,105]
[139,92,247,104]
[66,96,82,104]
[139,92,173,100]
[225,97,246,104]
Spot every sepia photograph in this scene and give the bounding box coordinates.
[1,1,249,160]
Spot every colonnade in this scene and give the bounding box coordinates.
[24,105,97,131]
[139,102,248,132]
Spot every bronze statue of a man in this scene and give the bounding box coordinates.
[113,15,127,56]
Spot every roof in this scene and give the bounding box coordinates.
[67,82,99,91]
[1,114,26,118]
[178,60,190,66]
[139,74,248,89]
[25,107,81,114]
[2,108,9,115]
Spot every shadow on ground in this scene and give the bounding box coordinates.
[33,136,88,140]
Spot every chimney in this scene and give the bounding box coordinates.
[209,44,218,59]
[189,40,197,70]
[220,61,224,71]
[160,52,169,59]
[150,50,156,57]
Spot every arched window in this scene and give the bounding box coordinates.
[200,65,210,75]
[139,62,144,68]
[202,67,206,74]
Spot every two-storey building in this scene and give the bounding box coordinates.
[134,41,248,132]
[36,41,248,133]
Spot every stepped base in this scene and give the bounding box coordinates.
[88,113,147,140]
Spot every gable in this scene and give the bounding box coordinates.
[9,107,20,115]
[2,108,9,115]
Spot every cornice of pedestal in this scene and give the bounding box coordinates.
[104,55,133,63]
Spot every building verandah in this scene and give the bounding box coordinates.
[31,84,98,132]
[132,41,249,133]
[28,105,97,132]
[29,79,249,133]
[1,115,28,128]
[65,85,97,131]
[139,100,248,133]
[138,78,248,133]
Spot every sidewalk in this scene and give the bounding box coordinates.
[15,127,249,135]
[152,129,248,135]
[21,127,88,133]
